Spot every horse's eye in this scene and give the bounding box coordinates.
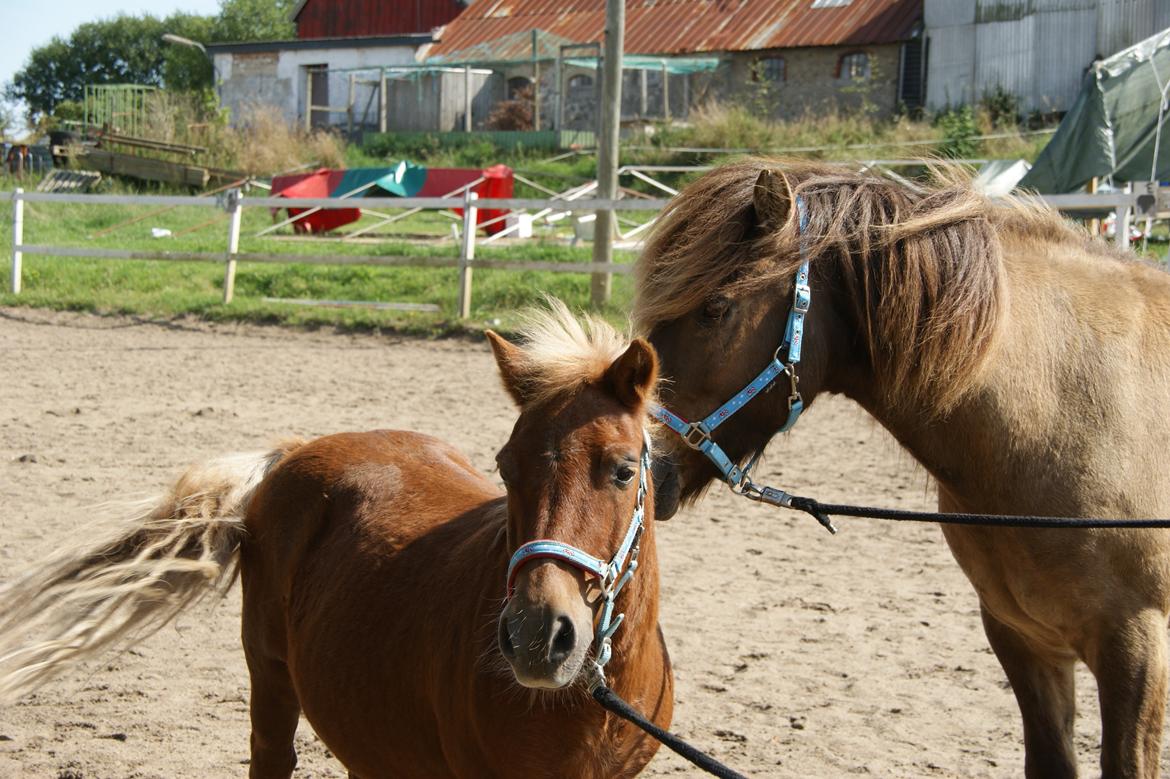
[614,464,636,487]
[699,297,731,324]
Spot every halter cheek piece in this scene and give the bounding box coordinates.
[651,196,837,534]
[504,430,652,688]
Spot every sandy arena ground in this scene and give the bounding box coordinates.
[0,308,1134,777]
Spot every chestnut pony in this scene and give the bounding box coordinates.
[0,306,672,778]
[637,159,1170,778]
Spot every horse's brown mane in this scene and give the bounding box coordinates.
[633,158,1114,414]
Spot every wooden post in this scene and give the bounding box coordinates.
[223,189,243,304]
[464,65,473,132]
[305,69,313,132]
[11,188,23,294]
[457,191,478,319]
[1114,182,1132,250]
[379,69,388,133]
[1087,176,1100,235]
[347,73,356,135]
[640,69,647,118]
[590,0,625,306]
[554,48,563,131]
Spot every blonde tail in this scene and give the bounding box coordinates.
[0,438,305,701]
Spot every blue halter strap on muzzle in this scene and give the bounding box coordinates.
[504,430,652,686]
[650,196,836,533]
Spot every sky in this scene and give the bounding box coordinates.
[5,0,221,125]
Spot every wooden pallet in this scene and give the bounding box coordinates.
[36,169,102,193]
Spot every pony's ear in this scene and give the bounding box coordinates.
[605,338,658,410]
[753,168,792,227]
[486,330,530,406]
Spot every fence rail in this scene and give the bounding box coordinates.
[6,186,1161,316]
[6,188,660,316]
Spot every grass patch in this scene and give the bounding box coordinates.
[0,180,636,335]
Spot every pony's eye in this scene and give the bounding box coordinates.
[614,464,636,487]
[699,296,731,324]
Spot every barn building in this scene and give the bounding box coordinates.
[207,0,466,128]
[427,0,928,121]
[924,0,1170,113]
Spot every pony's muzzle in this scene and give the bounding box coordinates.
[498,577,592,689]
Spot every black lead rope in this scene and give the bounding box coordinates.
[591,684,750,779]
[784,494,1170,530]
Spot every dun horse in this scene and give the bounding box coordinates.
[0,307,672,778]
[637,159,1170,778]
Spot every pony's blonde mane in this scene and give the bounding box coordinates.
[633,158,1118,414]
[511,299,630,405]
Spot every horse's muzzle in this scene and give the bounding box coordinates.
[497,597,591,689]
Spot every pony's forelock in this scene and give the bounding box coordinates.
[510,298,632,406]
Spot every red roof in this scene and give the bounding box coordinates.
[429,0,921,60]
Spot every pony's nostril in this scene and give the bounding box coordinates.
[548,616,576,663]
[498,617,516,659]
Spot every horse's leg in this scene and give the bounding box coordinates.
[1083,609,1168,779]
[981,605,1078,778]
[246,651,302,779]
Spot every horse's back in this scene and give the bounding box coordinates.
[245,430,500,563]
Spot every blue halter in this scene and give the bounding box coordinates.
[505,430,652,685]
[650,197,834,532]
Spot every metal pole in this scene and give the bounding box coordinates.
[464,65,473,132]
[11,188,24,294]
[532,29,541,132]
[591,0,625,306]
[223,189,243,304]
[458,191,478,318]
[663,63,670,121]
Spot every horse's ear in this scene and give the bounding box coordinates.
[605,338,658,410]
[486,330,530,406]
[753,168,792,227]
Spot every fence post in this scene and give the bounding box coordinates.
[305,69,313,132]
[379,69,388,133]
[1114,183,1131,250]
[11,188,23,294]
[457,191,478,319]
[223,189,243,304]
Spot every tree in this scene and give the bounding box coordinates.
[213,0,296,42]
[5,0,294,122]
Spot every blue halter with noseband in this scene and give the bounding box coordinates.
[504,430,652,686]
[650,196,836,533]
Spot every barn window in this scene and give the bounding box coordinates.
[754,57,786,82]
[568,74,594,89]
[837,51,870,80]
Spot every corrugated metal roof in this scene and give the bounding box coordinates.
[428,0,923,60]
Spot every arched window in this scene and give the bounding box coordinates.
[754,57,785,82]
[568,74,594,90]
[837,51,870,80]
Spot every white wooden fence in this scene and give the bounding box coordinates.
[6,189,668,318]
[6,187,1162,317]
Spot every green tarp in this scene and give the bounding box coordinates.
[1019,26,1170,194]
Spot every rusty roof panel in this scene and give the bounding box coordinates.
[429,0,922,59]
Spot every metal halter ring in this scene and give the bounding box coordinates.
[683,422,711,450]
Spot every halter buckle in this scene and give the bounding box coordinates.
[793,282,811,314]
[683,422,711,450]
